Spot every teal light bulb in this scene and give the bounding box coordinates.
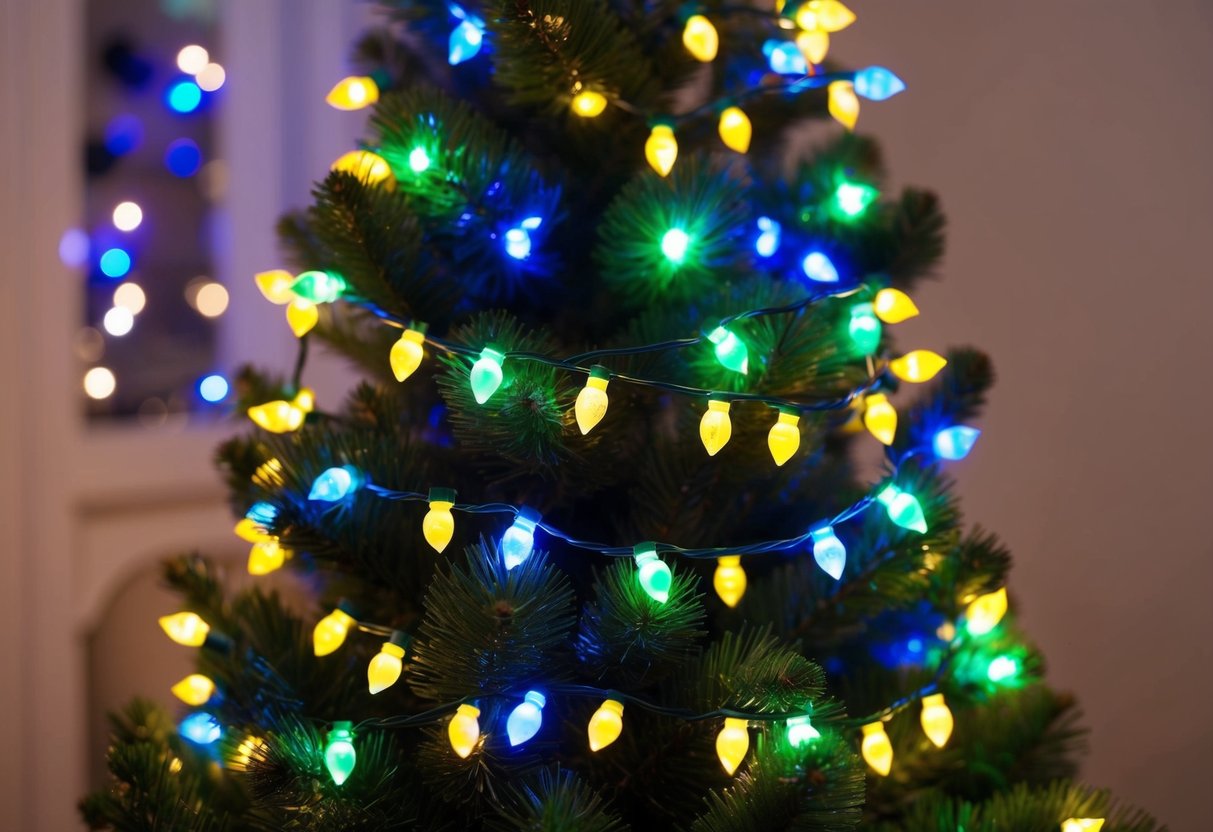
[876,484,928,533]
[324,721,357,786]
[634,543,672,604]
[505,690,546,747]
[809,525,846,580]
[848,303,882,356]
[853,66,906,101]
[291,270,347,304]
[707,326,749,375]
[470,347,505,404]
[786,715,820,748]
[309,465,361,502]
[501,508,541,570]
[661,228,691,263]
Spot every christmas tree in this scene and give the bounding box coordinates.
[83,2,1164,830]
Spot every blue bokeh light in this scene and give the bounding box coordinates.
[166,79,203,113]
[59,228,90,267]
[179,712,221,744]
[104,114,144,156]
[165,139,202,177]
[198,373,229,403]
[99,248,132,279]
[755,216,780,257]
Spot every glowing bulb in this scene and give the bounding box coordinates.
[408,146,431,172]
[468,347,506,404]
[423,487,457,552]
[171,674,215,706]
[682,15,719,62]
[571,90,608,117]
[634,543,672,604]
[848,302,882,355]
[331,150,394,187]
[506,690,546,746]
[768,410,801,466]
[176,45,209,75]
[309,466,361,502]
[390,327,427,381]
[285,299,318,337]
[449,20,484,65]
[254,269,295,304]
[661,228,691,263]
[575,366,610,434]
[717,107,752,153]
[700,397,733,456]
[832,181,879,220]
[368,633,408,694]
[1062,820,1105,832]
[786,715,820,748]
[180,712,221,745]
[796,0,855,32]
[863,394,897,445]
[828,81,860,130]
[987,655,1019,682]
[291,270,345,304]
[707,326,748,375]
[796,29,829,64]
[645,125,678,177]
[965,588,1008,636]
[876,484,928,533]
[159,612,210,646]
[755,216,781,257]
[716,718,750,775]
[247,540,287,576]
[920,693,953,748]
[861,721,893,776]
[854,66,905,101]
[448,703,481,758]
[504,216,542,260]
[246,502,278,526]
[873,288,918,323]
[934,426,981,461]
[588,699,624,751]
[247,393,308,433]
[324,722,356,785]
[502,508,541,570]
[801,251,839,283]
[713,556,747,608]
[890,350,947,383]
[764,40,807,75]
[326,76,379,111]
[313,603,357,657]
[103,306,134,336]
[112,201,143,231]
[810,525,846,580]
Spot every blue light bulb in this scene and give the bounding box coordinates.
[179,712,221,744]
[448,19,484,65]
[309,466,361,502]
[501,508,541,570]
[810,525,846,580]
[504,216,542,260]
[853,66,906,101]
[933,426,981,460]
[801,251,839,283]
[506,690,546,746]
[755,216,781,257]
[246,502,278,526]
[166,79,203,114]
[763,41,806,75]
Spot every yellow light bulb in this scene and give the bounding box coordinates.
[367,641,406,694]
[448,703,481,758]
[325,75,379,111]
[713,556,747,608]
[796,29,829,64]
[861,721,893,776]
[863,393,897,445]
[1062,820,1105,832]
[313,607,356,657]
[716,718,750,775]
[286,298,319,338]
[423,488,457,553]
[170,674,215,706]
[797,0,856,33]
[390,328,427,382]
[575,369,610,434]
[828,81,860,131]
[645,125,678,177]
[294,388,315,413]
[873,288,919,324]
[682,15,719,62]
[890,350,947,383]
[700,398,732,456]
[588,699,624,751]
[965,587,1008,636]
[247,540,288,576]
[234,518,272,543]
[254,269,295,305]
[231,735,268,770]
[717,106,752,153]
[571,90,608,117]
[248,397,306,433]
[331,150,395,188]
[767,409,801,466]
[920,693,954,748]
[159,612,210,647]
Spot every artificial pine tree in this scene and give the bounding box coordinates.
[83,2,1164,830]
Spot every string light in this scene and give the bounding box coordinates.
[408,146,431,172]
[423,488,457,552]
[448,703,481,758]
[965,588,1008,636]
[863,393,897,445]
[933,426,981,461]
[700,397,733,456]
[324,722,357,785]
[716,718,750,775]
[764,40,807,75]
[810,525,847,580]
[287,299,319,337]
[247,539,288,576]
[717,107,752,153]
[575,366,610,434]
[506,690,547,747]
[313,602,357,657]
[755,216,781,257]
[768,409,801,466]
[986,655,1020,683]
[889,350,947,383]
[247,389,314,434]
[390,327,428,382]
[854,66,906,101]
[920,693,953,748]
[802,250,839,283]
[588,699,624,751]
[873,288,918,323]
[448,17,485,65]
[682,15,719,62]
[644,125,678,177]
[309,466,362,502]
[876,484,928,533]
[707,326,749,374]
[828,81,860,130]
[254,269,295,304]
[786,714,820,748]
[470,347,506,404]
[504,216,543,260]
[861,721,893,775]
[501,508,541,570]
[171,674,215,706]
[634,543,672,604]
[661,228,691,263]
[1062,820,1105,832]
[180,713,221,745]
[331,150,394,187]
[368,632,409,694]
[796,29,829,64]
[713,556,747,607]
[571,90,608,117]
[325,76,379,111]
[848,302,882,355]
[291,270,346,304]
[795,0,856,33]
[832,181,879,220]
[159,612,210,647]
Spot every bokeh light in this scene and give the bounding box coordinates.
[176,44,209,75]
[112,201,143,232]
[112,282,146,315]
[196,62,225,92]
[59,228,90,267]
[190,280,229,317]
[103,114,143,156]
[83,367,117,400]
[99,247,132,278]
[166,79,203,113]
[103,306,135,336]
[165,138,202,177]
[198,373,229,402]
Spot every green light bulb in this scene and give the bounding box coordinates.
[408,146,430,172]
[291,270,347,304]
[848,303,882,356]
[876,484,927,533]
[470,347,505,404]
[661,228,690,263]
[832,181,879,220]
[786,715,820,748]
[634,543,672,604]
[987,655,1020,682]
[324,721,356,786]
[707,326,749,375]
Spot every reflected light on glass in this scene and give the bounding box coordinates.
[83,367,116,400]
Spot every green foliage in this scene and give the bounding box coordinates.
[486,767,626,832]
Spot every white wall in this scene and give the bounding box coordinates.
[849,1,1213,827]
